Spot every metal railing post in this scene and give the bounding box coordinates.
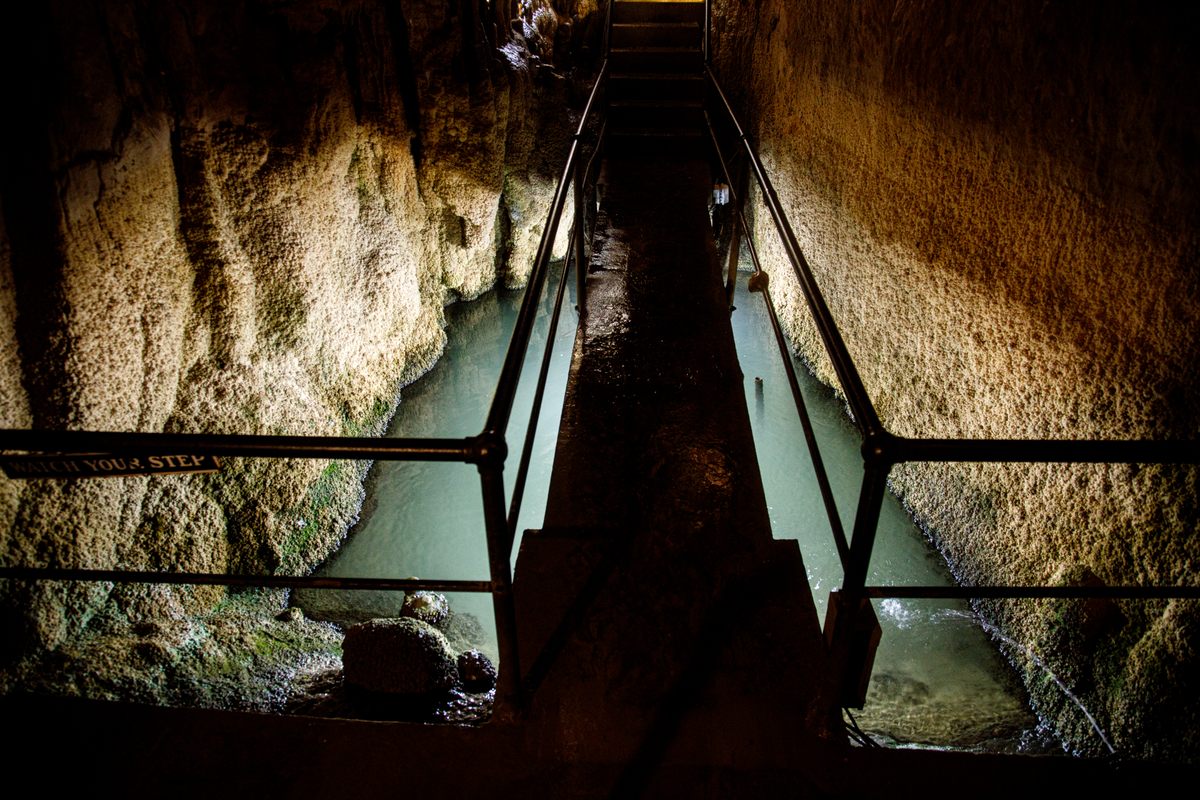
[724,211,741,305]
[574,167,587,314]
[477,443,522,716]
[826,459,888,709]
[704,0,712,64]
[842,460,889,596]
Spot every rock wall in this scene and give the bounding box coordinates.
[712,0,1198,759]
[0,0,580,680]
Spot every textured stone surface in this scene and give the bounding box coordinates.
[456,647,497,692]
[399,590,450,628]
[0,587,343,711]
[712,0,1198,760]
[0,0,586,699]
[342,617,458,696]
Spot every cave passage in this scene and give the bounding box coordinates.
[302,0,1049,751]
[302,157,1047,753]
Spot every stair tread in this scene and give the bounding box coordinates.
[609,126,704,138]
[610,98,704,108]
[612,22,700,29]
[610,71,705,81]
[611,46,703,54]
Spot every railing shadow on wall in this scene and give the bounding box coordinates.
[0,44,613,720]
[697,0,1198,720]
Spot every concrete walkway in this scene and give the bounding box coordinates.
[511,153,838,794]
[3,149,1186,800]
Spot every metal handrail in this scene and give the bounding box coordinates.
[700,62,1198,709]
[702,64,1196,522]
[0,567,491,593]
[602,0,614,56]
[706,71,885,439]
[703,0,711,63]
[0,432,494,598]
[885,434,1194,465]
[506,228,578,537]
[703,107,851,571]
[0,429,476,462]
[473,54,609,709]
[506,120,608,539]
[483,59,608,438]
[864,585,1200,600]
[0,53,612,716]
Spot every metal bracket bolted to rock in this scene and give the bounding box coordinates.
[342,617,459,696]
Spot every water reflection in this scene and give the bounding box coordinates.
[729,271,1049,752]
[297,262,1050,751]
[296,264,576,663]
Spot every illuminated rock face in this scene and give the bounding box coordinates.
[712,0,1198,759]
[0,1,573,659]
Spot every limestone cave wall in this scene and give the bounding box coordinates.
[0,0,582,693]
[712,0,1198,759]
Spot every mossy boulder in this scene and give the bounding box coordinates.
[342,617,459,697]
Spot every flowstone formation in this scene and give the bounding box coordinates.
[0,0,593,707]
[711,0,1198,760]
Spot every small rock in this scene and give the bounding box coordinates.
[457,649,497,692]
[400,591,450,628]
[442,610,487,653]
[276,607,304,623]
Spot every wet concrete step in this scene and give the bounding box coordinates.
[610,46,703,74]
[609,72,705,104]
[527,152,838,785]
[611,21,701,49]
[611,1,704,25]
[606,128,706,160]
[608,99,705,130]
[513,526,622,695]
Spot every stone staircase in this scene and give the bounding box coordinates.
[607,1,705,157]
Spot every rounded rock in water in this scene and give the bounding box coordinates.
[342,618,458,696]
[457,649,497,692]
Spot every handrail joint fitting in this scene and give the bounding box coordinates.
[861,430,898,467]
[469,431,508,469]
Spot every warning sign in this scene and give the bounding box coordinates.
[1,454,222,479]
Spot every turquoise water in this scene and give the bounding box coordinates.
[300,261,1046,750]
[297,263,576,663]
[729,272,1044,750]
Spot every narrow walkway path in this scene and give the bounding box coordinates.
[0,149,1186,800]
[512,153,840,794]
